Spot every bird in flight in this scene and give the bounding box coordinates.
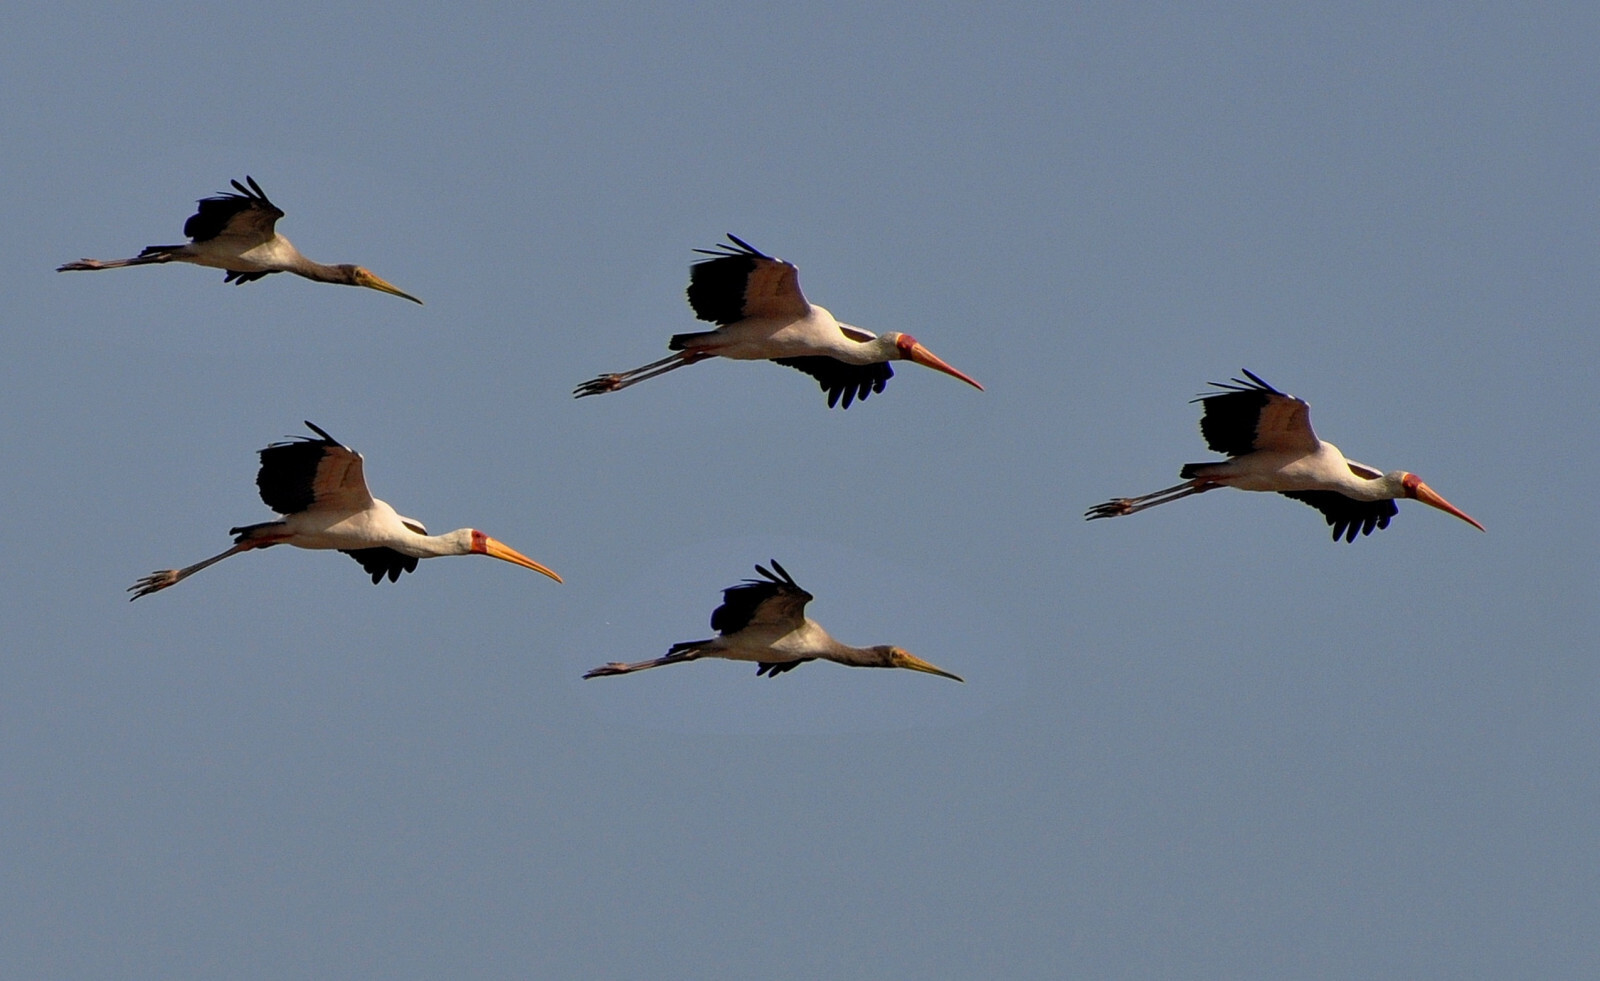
[59,176,421,303]
[1086,370,1484,541]
[574,235,982,408]
[584,560,963,681]
[129,422,559,599]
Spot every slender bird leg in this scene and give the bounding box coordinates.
[128,542,261,600]
[57,253,174,272]
[1085,480,1219,520]
[582,649,703,678]
[572,351,711,398]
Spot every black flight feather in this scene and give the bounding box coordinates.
[254,422,343,516]
[183,175,283,242]
[772,356,893,409]
[340,547,420,583]
[1279,490,1398,543]
[1193,370,1286,457]
[686,234,772,326]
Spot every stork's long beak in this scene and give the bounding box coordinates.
[1408,479,1485,532]
[891,649,965,683]
[354,268,423,304]
[479,536,564,582]
[906,342,984,391]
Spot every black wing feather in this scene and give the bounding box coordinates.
[340,547,420,583]
[255,423,343,515]
[773,356,893,409]
[756,659,812,677]
[709,561,813,634]
[1279,491,1398,542]
[686,235,770,326]
[183,176,284,242]
[1195,370,1284,457]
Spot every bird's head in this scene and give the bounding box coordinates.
[466,529,564,582]
[871,645,964,682]
[887,333,984,391]
[343,265,424,304]
[1397,472,1485,531]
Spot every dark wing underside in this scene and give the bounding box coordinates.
[709,560,813,635]
[686,234,809,325]
[773,356,893,409]
[255,421,374,515]
[1195,369,1317,457]
[756,659,812,677]
[1279,490,1398,542]
[340,547,420,583]
[223,269,274,284]
[184,176,284,245]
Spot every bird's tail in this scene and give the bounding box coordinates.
[668,330,719,351]
[228,521,288,545]
[1179,462,1219,479]
[666,638,715,657]
[56,246,183,272]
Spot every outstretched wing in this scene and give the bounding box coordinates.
[710,560,814,635]
[1279,490,1398,542]
[772,356,893,409]
[184,176,284,247]
[687,234,811,325]
[1195,369,1319,456]
[255,421,374,516]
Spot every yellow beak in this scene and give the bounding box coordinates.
[1409,480,1485,532]
[891,649,965,682]
[354,268,423,304]
[907,341,984,391]
[481,536,563,583]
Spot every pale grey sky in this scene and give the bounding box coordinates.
[3,3,1596,977]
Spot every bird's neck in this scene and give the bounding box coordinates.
[834,330,898,365]
[824,641,894,668]
[402,528,475,558]
[288,254,354,285]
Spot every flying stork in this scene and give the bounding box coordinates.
[1085,370,1485,541]
[59,177,422,303]
[574,235,983,408]
[129,422,560,599]
[583,561,964,681]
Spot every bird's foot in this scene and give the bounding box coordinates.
[128,570,180,600]
[56,259,105,272]
[573,374,624,398]
[1084,499,1135,520]
[582,662,630,679]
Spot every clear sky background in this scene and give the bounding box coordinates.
[3,3,1596,978]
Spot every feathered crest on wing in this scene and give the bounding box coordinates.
[709,560,813,635]
[184,176,284,245]
[1279,490,1398,542]
[255,421,374,516]
[773,356,893,409]
[686,234,810,325]
[1194,369,1318,456]
[340,547,420,583]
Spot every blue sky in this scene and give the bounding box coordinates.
[3,3,1597,977]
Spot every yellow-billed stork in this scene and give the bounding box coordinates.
[583,561,963,681]
[129,422,559,599]
[574,235,983,408]
[59,177,422,303]
[1086,370,1484,541]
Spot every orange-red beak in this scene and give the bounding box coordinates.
[900,336,984,391]
[1404,475,1485,532]
[472,531,563,582]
